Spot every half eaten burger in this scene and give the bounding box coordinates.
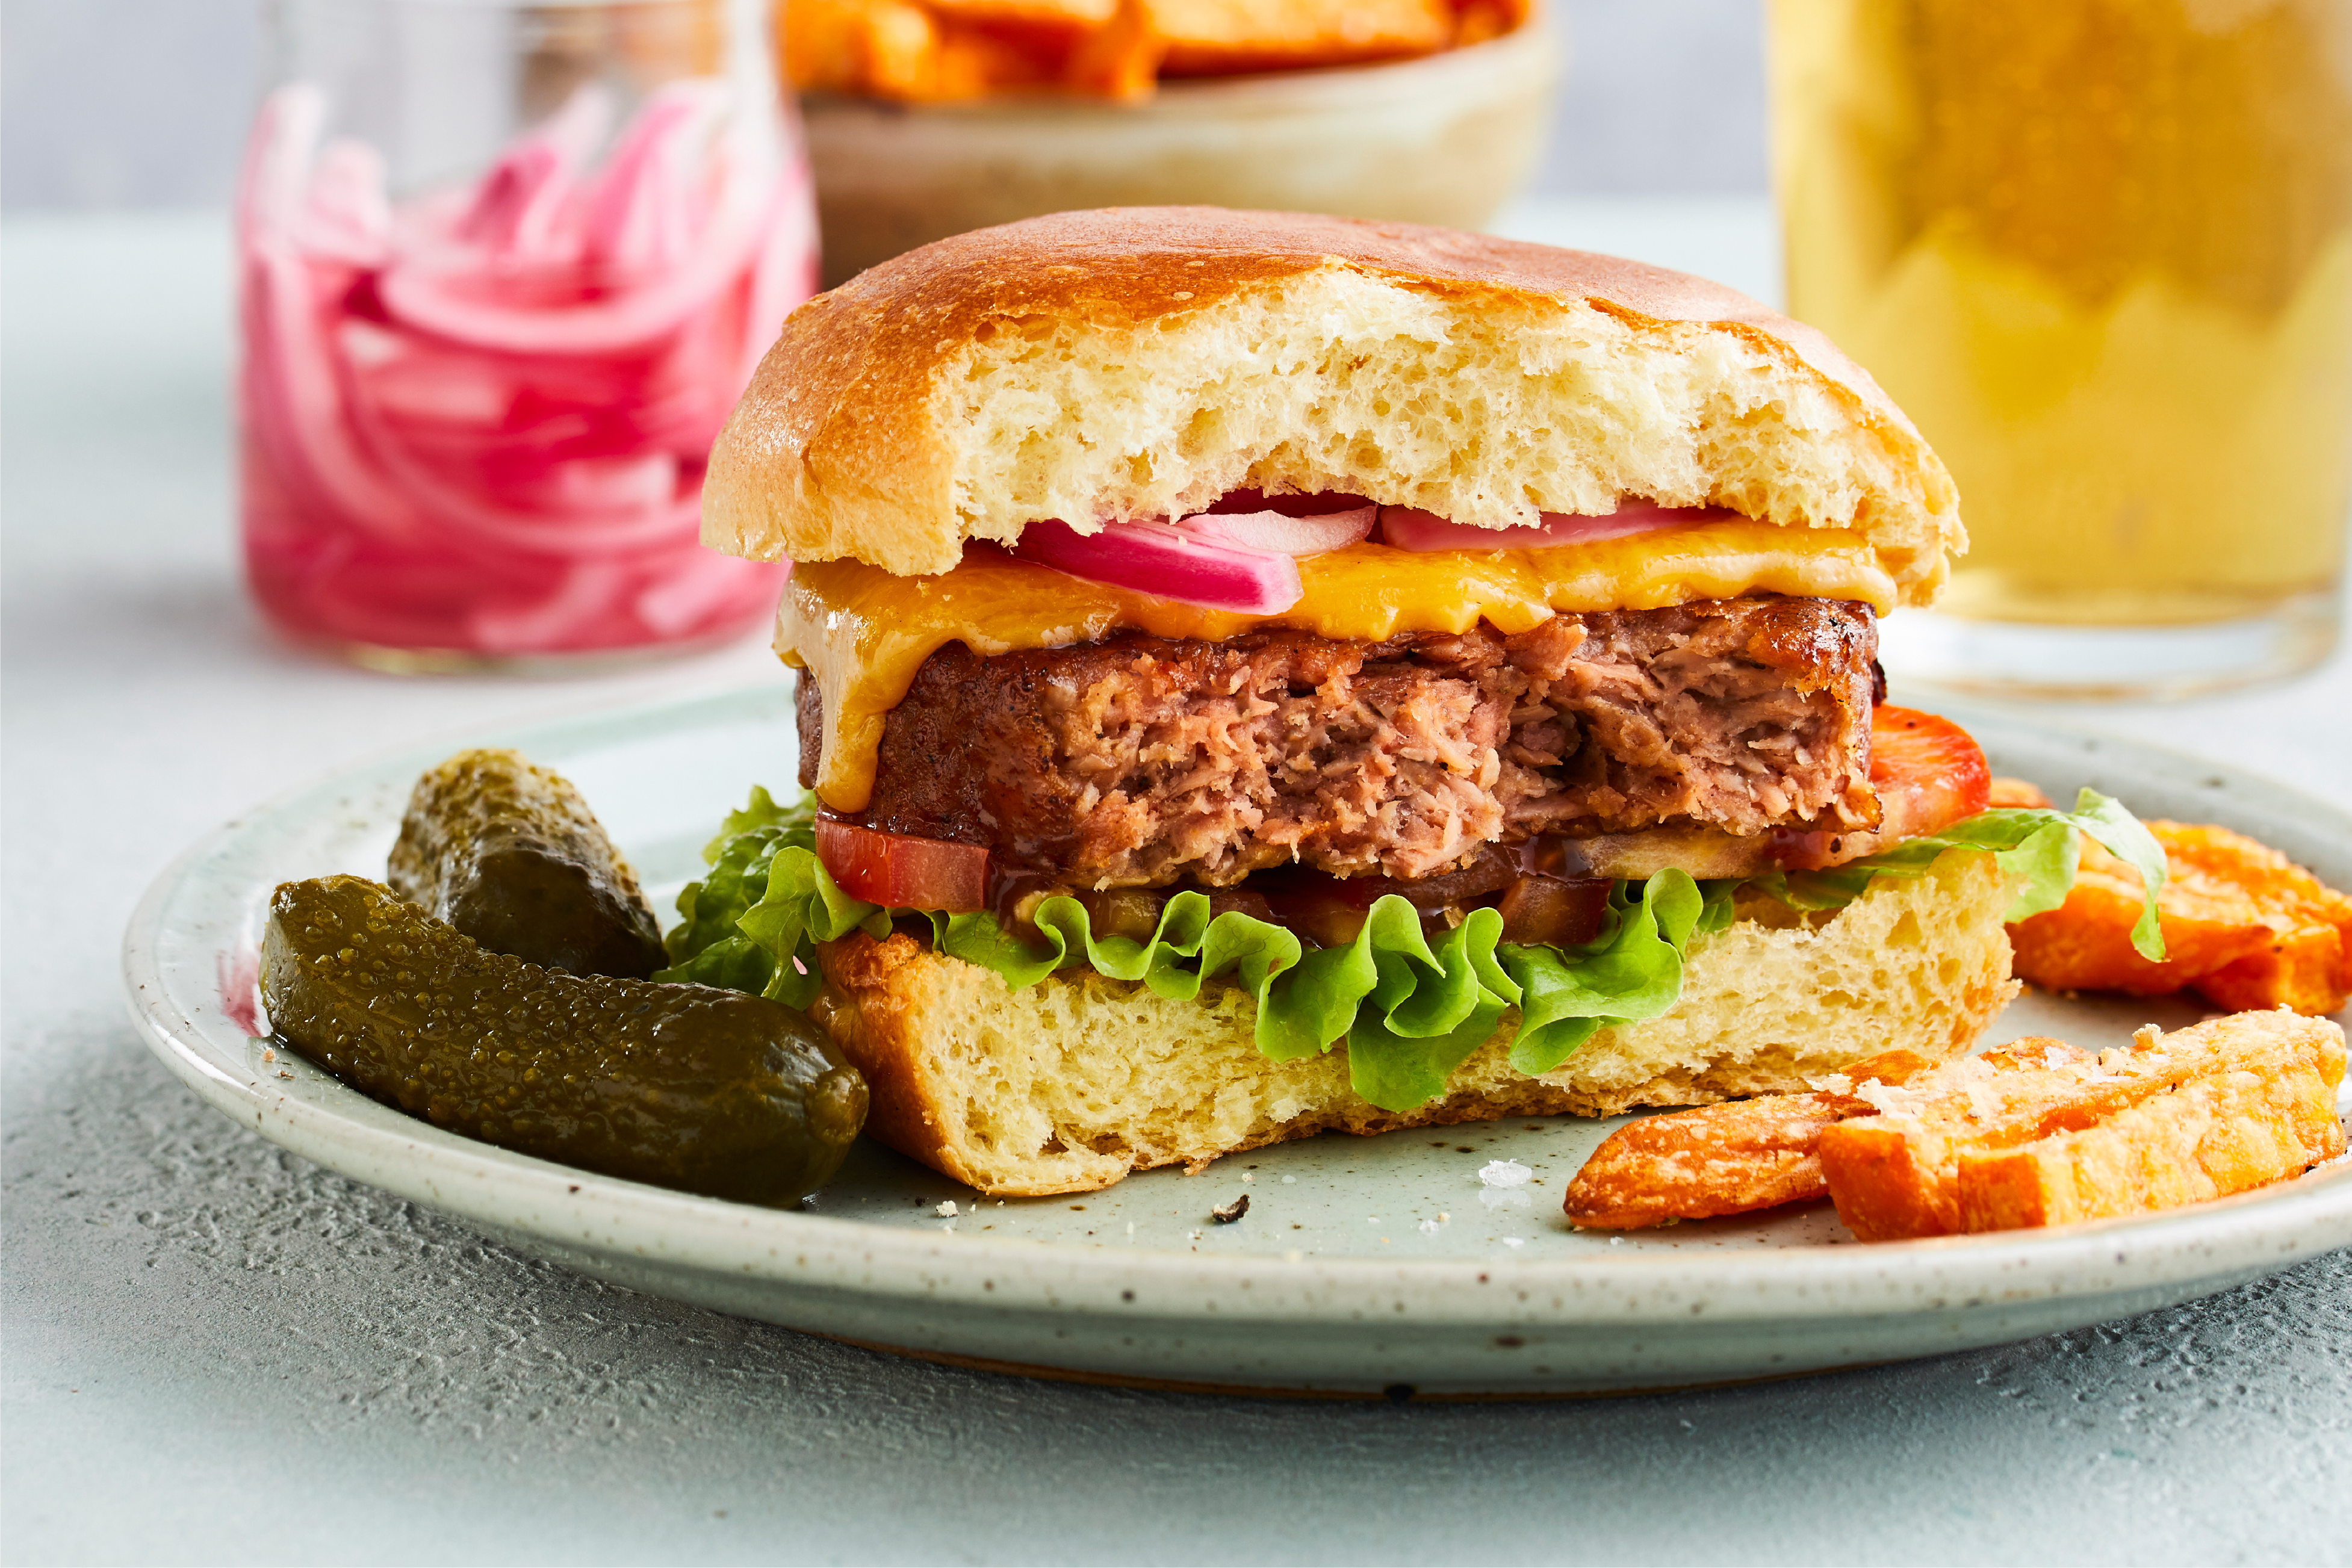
[672,206,2164,1197]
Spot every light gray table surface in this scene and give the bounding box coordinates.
[5,205,2348,1567]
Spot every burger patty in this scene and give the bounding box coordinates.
[799,595,1880,890]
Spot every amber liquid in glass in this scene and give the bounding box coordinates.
[1770,0,2352,691]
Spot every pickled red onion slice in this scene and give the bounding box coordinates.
[1013,519,1304,614]
[1377,500,1735,551]
[297,140,391,265]
[455,85,610,263]
[1176,505,1375,555]
[376,85,777,358]
[583,85,714,271]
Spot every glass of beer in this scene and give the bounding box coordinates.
[1768,0,2352,698]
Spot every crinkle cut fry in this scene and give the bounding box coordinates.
[2007,820,2352,1015]
[1563,1049,1934,1230]
[1816,1011,2347,1242]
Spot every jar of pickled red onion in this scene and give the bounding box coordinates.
[238,0,815,669]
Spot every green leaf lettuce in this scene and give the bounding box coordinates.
[1745,788,2167,959]
[660,786,2165,1114]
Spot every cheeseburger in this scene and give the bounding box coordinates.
[697,207,2020,1197]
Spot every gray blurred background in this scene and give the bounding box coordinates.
[0,0,1769,210]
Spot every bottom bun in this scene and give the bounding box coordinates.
[813,849,2018,1197]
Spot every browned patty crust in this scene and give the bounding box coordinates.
[798,595,1880,890]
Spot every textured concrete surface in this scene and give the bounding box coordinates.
[9,1045,2350,1565]
[5,211,2349,1566]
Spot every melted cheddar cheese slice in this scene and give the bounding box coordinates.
[780,520,1897,811]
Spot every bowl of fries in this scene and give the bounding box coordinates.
[783,0,1559,284]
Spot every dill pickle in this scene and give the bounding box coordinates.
[387,748,666,979]
[262,875,867,1205]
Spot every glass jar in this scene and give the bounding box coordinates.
[239,0,816,671]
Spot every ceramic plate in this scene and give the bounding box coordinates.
[122,688,2352,1396]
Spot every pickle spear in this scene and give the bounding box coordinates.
[388,748,666,979]
[262,875,867,1205]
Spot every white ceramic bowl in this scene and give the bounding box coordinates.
[800,19,1560,285]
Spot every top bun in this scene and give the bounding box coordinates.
[704,207,1963,602]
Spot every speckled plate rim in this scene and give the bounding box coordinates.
[121,691,2352,1339]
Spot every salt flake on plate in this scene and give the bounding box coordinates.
[1477,1159,1533,1188]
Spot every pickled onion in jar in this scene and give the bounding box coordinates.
[236,78,816,660]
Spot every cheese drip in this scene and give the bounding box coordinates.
[781,520,1898,811]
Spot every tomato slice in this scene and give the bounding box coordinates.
[1767,707,1990,871]
[813,816,991,913]
[1869,704,1991,843]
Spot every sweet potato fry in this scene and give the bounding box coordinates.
[784,0,940,96]
[1565,1097,1843,1230]
[1956,1059,2345,1230]
[1450,0,1531,47]
[1064,0,1162,98]
[786,0,1518,101]
[926,0,1114,89]
[786,0,1080,99]
[1565,1049,1933,1229]
[1986,776,2053,810]
[2009,821,2352,1015]
[1141,0,1455,76]
[1816,1010,2347,1241]
[925,0,1116,24]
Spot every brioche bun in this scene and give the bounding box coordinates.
[703,206,1964,603]
[811,849,2017,1197]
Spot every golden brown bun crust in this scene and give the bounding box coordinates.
[705,206,1964,599]
[811,849,2017,1196]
